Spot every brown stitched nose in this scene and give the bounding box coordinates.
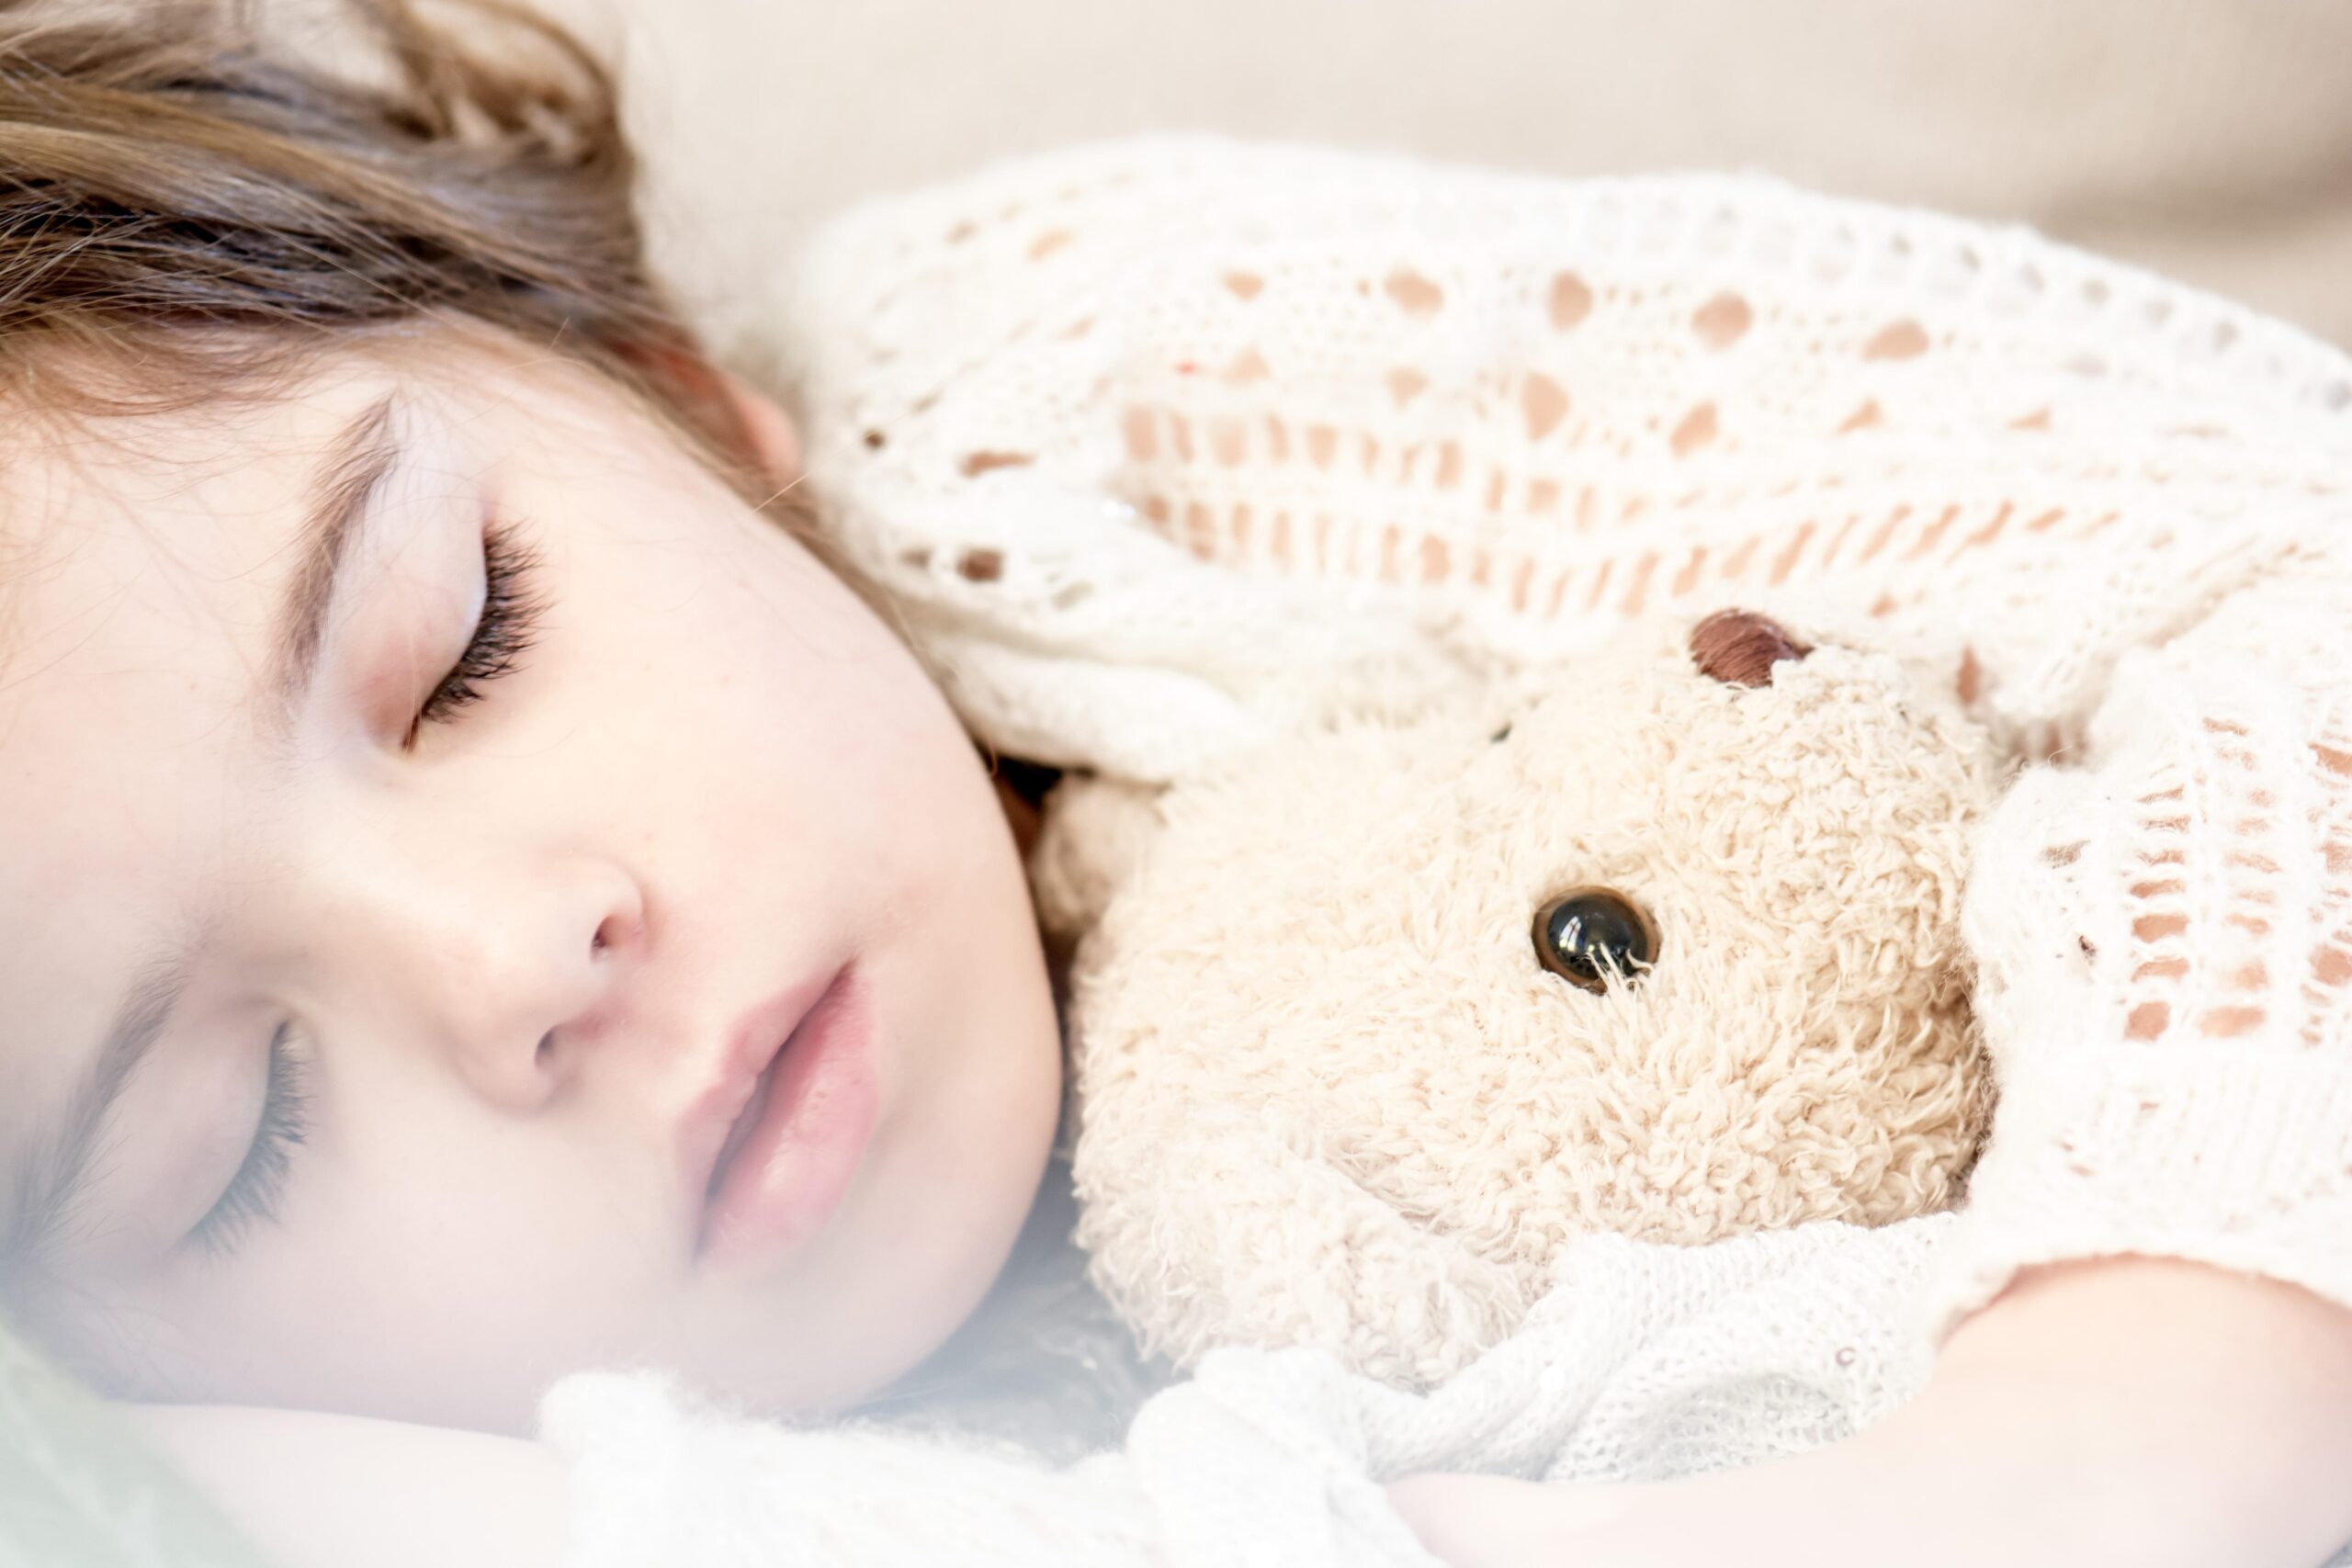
[1690,608,1813,687]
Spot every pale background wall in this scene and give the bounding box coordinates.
[526,0,2352,355]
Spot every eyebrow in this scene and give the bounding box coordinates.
[262,392,404,740]
[1,399,402,1276]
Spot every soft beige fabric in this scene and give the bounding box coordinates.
[1039,605,1997,1385]
[530,0,2352,352]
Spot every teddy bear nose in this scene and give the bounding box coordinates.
[1689,608,1814,687]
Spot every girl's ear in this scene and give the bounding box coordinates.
[618,339,802,490]
[706,363,802,488]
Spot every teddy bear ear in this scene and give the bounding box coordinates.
[1027,773,1171,945]
[1689,607,1815,687]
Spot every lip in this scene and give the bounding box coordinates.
[679,962,879,1273]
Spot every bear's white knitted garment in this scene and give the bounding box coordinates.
[542,138,2352,1562]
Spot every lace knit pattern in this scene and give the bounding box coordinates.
[771,135,2352,1354]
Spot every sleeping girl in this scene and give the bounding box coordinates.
[2,4,2350,1565]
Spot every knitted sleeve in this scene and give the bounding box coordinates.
[772,136,2352,1336]
[1928,562,2352,1333]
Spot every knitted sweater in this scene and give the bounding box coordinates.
[541,136,2352,1565]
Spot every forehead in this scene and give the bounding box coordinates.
[0,359,404,1227]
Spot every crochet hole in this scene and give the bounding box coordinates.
[956,548,1004,582]
[1669,403,1718,457]
[1838,400,1883,434]
[1027,229,1072,260]
[1523,374,1568,439]
[1389,367,1430,406]
[2313,944,2352,986]
[1385,269,1444,316]
[1224,271,1264,299]
[1211,419,1247,465]
[1691,293,1752,350]
[1863,321,1930,361]
[863,429,888,449]
[1121,407,1155,461]
[961,451,1035,477]
[2126,1002,2169,1040]
[1549,272,1593,331]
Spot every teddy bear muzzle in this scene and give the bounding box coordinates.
[1689,608,1813,687]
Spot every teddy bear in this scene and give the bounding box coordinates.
[1027,604,2007,1390]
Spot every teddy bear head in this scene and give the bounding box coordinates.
[1032,604,2006,1387]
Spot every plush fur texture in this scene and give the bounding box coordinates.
[1033,604,2006,1388]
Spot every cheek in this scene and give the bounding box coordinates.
[583,526,976,869]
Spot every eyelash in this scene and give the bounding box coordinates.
[192,1022,311,1259]
[404,519,546,745]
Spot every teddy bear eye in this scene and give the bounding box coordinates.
[1531,887,1659,993]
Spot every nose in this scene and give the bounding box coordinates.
[315,829,646,1112]
[1690,607,1813,687]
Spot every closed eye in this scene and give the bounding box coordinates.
[403,518,545,747]
[190,1021,311,1260]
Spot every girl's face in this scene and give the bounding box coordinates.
[0,332,1063,1431]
